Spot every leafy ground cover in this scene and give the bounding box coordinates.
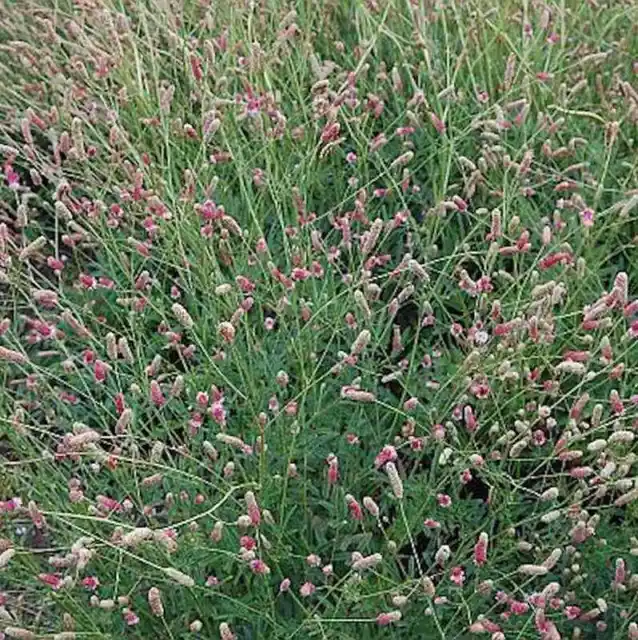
[1,0,638,637]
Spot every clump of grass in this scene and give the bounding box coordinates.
[1,0,638,637]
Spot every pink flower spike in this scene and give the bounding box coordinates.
[326,454,339,485]
[123,608,140,626]
[245,491,261,526]
[565,606,581,620]
[450,566,465,586]
[93,359,109,383]
[429,112,446,135]
[345,494,363,521]
[579,208,594,227]
[82,576,100,591]
[374,445,397,469]
[473,532,488,566]
[510,600,529,616]
[437,494,452,508]
[150,380,166,407]
[279,578,291,593]
[377,611,402,626]
[38,573,64,590]
[240,536,257,551]
[250,559,270,575]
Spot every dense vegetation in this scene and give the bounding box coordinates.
[1,0,638,638]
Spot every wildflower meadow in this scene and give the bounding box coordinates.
[1,0,638,638]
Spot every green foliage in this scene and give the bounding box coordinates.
[1,0,638,638]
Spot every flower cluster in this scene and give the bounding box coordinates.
[0,0,637,638]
